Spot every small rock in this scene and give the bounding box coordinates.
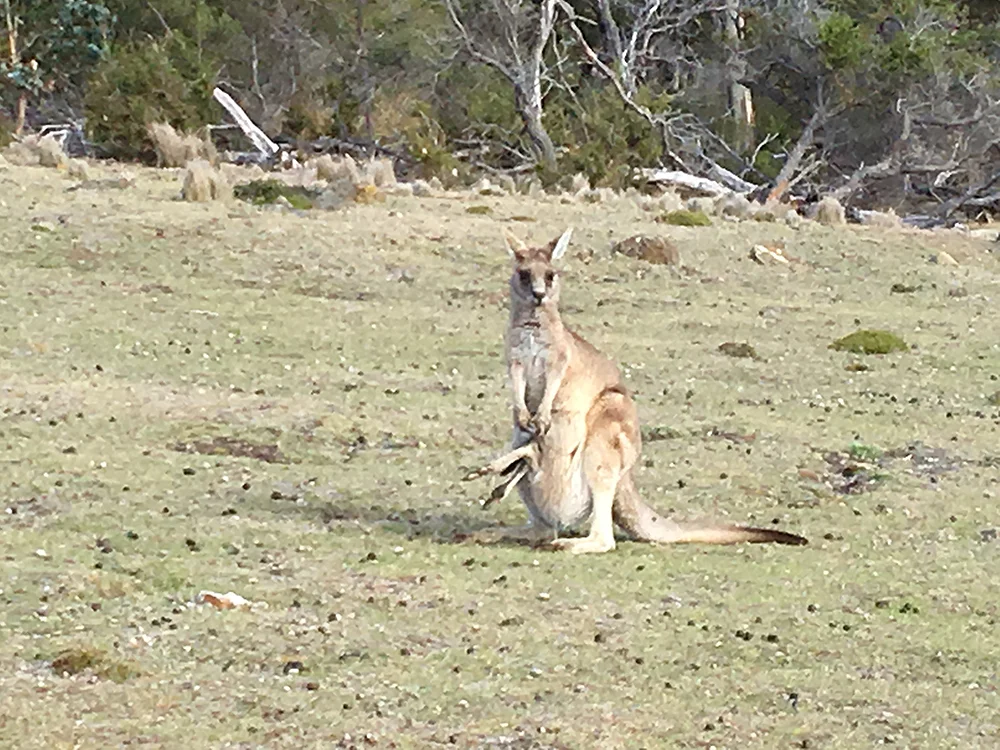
[967,228,999,242]
[753,201,794,222]
[749,242,800,265]
[411,179,436,197]
[196,590,261,611]
[611,235,680,266]
[66,158,91,181]
[932,251,959,266]
[35,549,49,559]
[384,182,414,197]
[858,208,901,228]
[714,193,754,220]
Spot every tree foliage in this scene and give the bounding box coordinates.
[5,0,1000,209]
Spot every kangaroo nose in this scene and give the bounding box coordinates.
[532,289,546,303]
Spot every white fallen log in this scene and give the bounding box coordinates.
[212,87,279,159]
[639,168,732,197]
[704,163,758,193]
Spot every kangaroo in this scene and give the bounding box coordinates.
[465,228,807,553]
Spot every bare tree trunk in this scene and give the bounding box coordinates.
[722,0,753,151]
[444,0,559,169]
[355,0,374,140]
[766,108,824,202]
[515,82,557,167]
[4,0,26,135]
[595,0,626,88]
[15,92,26,133]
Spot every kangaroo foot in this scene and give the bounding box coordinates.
[550,534,616,554]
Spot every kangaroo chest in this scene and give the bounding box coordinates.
[509,323,554,410]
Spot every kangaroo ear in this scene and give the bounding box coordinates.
[549,228,573,261]
[503,229,529,260]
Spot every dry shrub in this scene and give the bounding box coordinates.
[181,160,230,202]
[37,136,68,169]
[2,139,41,166]
[812,196,846,225]
[656,191,684,213]
[149,122,216,168]
[581,187,617,204]
[314,154,361,184]
[353,157,396,188]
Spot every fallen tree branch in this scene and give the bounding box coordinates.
[640,169,730,196]
[212,87,280,161]
[938,168,1000,218]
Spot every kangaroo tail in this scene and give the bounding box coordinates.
[611,471,807,546]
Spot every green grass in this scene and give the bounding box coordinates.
[1,162,999,748]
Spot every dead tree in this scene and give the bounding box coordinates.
[722,0,753,151]
[558,0,757,187]
[444,0,559,167]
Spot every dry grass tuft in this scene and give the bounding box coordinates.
[181,159,230,202]
[812,196,846,225]
[362,157,397,188]
[37,136,68,169]
[313,154,361,185]
[149,122,217,168]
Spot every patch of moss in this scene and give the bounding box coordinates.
[51,647,141,683]
[987,391,1000,407]
[465,205,493,215]
[659,209,711,227]
[51,647,103,675]
[890,283,920,294]
[719,341,758,359]
[233,179,317,209]
[830,329,908,355]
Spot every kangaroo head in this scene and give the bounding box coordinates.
[503,228,572,308]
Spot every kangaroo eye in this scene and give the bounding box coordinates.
[518,270,532,286]
[544,271,555,285]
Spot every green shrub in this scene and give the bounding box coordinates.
[233,179,318,210]
[84,37,216,162]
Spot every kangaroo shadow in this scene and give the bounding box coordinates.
[255,474,553,550]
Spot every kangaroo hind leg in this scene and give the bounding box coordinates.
[552,390,638,554]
